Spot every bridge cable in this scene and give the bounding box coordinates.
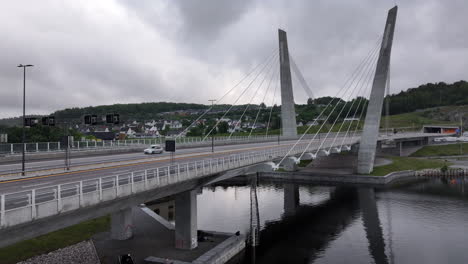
[248,66,280,138]
[310,44,380,158]
[202,53,279,141]
[328,44,382,152]
[338,57,377,150]
[176,49,277,139]
[350,68,377,141]
[295,38,383,160]
[276,37,382,165]
[384,61,392,135]
[265,71,280,137]
[290,55,315,100]
[228,55,279,139]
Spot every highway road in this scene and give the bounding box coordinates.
[0,137,359,196]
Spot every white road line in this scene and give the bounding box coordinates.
[20,182,53,188]
[112,170,131,174]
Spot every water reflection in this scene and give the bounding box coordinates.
[283,183,299,217]
[240,186,360,264]
[358,188,388,264]
[199,177,468,264]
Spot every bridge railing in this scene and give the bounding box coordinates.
[0,135,288,155]
[0,138,361,229]
[0,133,357,156]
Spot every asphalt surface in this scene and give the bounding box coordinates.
[0,137,358,195]
[0,132,443,208]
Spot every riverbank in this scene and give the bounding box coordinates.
[410,143,468,157]
[370,156,446,176]
[0,216,109,264]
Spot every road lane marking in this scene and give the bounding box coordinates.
[20,182,53,188]
[0,139,351,186]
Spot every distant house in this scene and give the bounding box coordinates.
[170,121,182,129]
[217,118,231,123]
[344,117,360,122]
[166,128,186,137]
[306,121,319,126]
[423,125,459,134]
[145,120,157,126]
[297,122,304,127]
[0,134,7,143]
[145,126,161,136]
[228,126,242,133]
[155,122,166,131]
[127,127,136,136]
[120,126,136,137]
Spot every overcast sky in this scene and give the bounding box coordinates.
[1,0,467,118]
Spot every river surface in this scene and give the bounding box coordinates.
[194,178,468,264]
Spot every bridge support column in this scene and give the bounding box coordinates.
[357,6,398,174]
[110,207,133,240]
[283,184,299,217]
[175,190,198,250]
[278,29,297,138]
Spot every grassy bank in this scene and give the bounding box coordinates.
[410,143,468,157]
[298,159,313,167]
[0,216,110,264]
[371,156,447,176]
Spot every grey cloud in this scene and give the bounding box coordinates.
[0,0,467,119]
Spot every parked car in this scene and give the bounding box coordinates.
[144,144,163,154]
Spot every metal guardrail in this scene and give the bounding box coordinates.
[0,135,283,155]
[0,127,421,156]
[0,133,356,156]
[0,139,358,229]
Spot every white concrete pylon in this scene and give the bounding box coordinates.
[278,29,298,138]
[357,6,398,174]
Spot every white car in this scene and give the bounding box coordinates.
[144,145,163,154]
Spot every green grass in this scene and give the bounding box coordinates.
[384,109,458,129]
[298,159,312,167]
[0,216,110,264]
[410,143,468,157]
[371,156,448,176]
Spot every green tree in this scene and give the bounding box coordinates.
[218,121,229,134]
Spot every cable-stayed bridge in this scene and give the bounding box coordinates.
[0,5,446,251]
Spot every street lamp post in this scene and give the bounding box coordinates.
[459,107,464,155]
[208,99,216,153]
[17,64,34,176]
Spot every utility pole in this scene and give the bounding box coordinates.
[17,64,34,176]
[460,108,463,155]
[208,99,216,153]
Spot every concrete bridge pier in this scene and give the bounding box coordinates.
[175,190,198,250]
[111,207,133,240]
[284,183,299,217]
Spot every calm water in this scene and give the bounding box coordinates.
[196,179,468,264]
